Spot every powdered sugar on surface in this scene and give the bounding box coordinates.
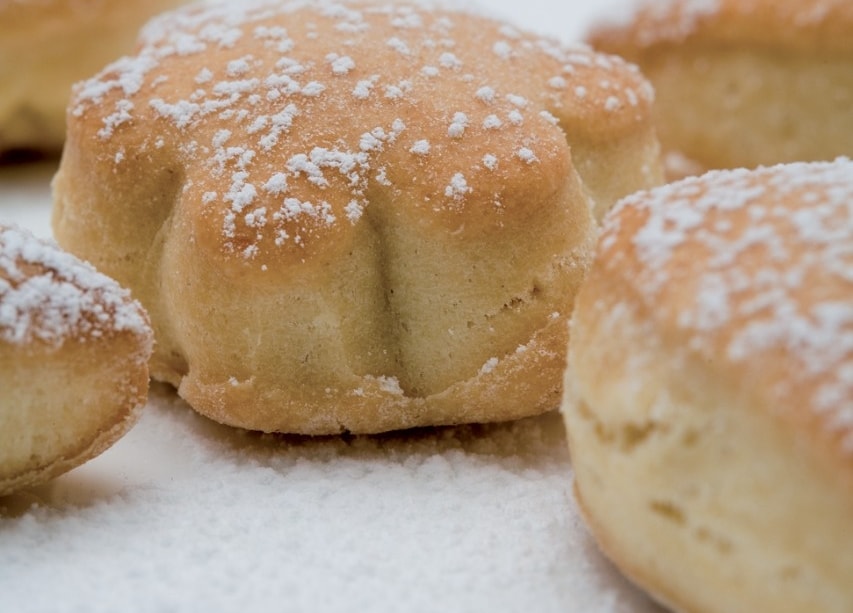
[0,387,661,613]
[603,159,853,450]
[0,225,150,347]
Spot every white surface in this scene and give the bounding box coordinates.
[0,2,665,612]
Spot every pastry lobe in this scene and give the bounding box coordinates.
[0,225,153,496]
[53,0,662,434]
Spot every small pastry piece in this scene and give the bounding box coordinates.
[563,159,853,613]
[53,0,662,435]
[0,0,187,154]
[0,225,153,496]
[587,0,853,177]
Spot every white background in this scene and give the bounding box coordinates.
[0,1,665,612]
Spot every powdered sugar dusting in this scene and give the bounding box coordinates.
[0,226,150,347]
[409,139,431,155]
[438,51,462,69]
[515,147,539,164]
[445,172,471,200]
[479,356,500,375]
[0,393,658,612]
[605,159,853,451]
[69,0,653,261]
[328,53,356,74]
[447,111,469,138]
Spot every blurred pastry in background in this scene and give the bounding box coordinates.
[587,0,853,178]
[0,0,187,157]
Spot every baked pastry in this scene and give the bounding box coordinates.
[52,0,662,435]
[587,0,853,178]
[0,225,153,496]
[563,159,853,613]
[0,0,187,154]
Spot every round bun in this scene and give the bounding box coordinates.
[587,0,853,177]
[563,159,853,613]
[0,225,153,496]
[0,0,187,153]
[52,0,661,435]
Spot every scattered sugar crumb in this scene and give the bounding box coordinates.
[301,81,326,96]
[604,96,621,112]
[507,110,524,125]
[445,172,471,200]
[352,77,377,99]
[483,114,502,130]
[539,110,559,125]
[438,52,461,69]
[475,86,496,103]
[410,140,431,155]
[447,112,469,138]
[386,37,410,55]
[493,41,512,58]
[516,147,538,164]
[479,357,499,374]
[328,54,356,74]
[195,68,213,84]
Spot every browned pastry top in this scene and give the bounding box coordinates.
[69,0,653,273]
[594,158,853,469]
[0,225,151,351]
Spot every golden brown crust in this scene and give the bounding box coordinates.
[595,160,853,468]
[180,309,569,433]
[0,225,153,496]
[65,1,658,244]
[53,0,662,434]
